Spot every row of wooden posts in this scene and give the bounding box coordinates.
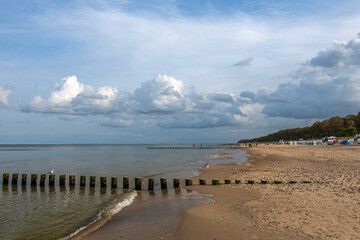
[2,173,311,190]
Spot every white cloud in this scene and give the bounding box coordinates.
[24,74,251,128]
[22,34,360,130]
[243,34,360,119]
[0,86,11,107]
[130,75,185,113]
[26,76,121,115]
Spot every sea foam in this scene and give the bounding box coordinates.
[60,190,138,240]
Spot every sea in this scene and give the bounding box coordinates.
[0,144,247,240]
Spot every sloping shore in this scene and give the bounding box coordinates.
[180,144,360,239]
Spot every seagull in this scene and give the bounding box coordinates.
[205,163,210,168]
[48,169,54,174]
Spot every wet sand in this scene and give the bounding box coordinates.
[180,144,360,239]
[81,188,211,240]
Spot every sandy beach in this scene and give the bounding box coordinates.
[82,144,360,240]
[180,144,360,239]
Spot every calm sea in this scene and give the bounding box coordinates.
[0,144,247,239]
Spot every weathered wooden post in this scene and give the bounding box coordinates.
[185,179,192,186]
[212,179,220,185]
[235,180,241,184]
[22,174,27,186]
[90,176,96,187]
[123,176,129,189]
[225,179,231,184]
[69,175,75,187]
[3,173,9,185]
[199,179,206,185]
[111,177,117,189]
[49,174,55,187]
[80,176,86,187]
[12,173,19,185]
[31,174,38,186]
[247,180,255,184]
[160,178,167,189]
[100,177,107,188]
[148,178,154,191]
[135,177,142,190]
[40,174,46,186]
[59,175,66,187]
[173,178,180,188]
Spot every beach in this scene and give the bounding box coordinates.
[80,144,360,239]
[180,144,360,239]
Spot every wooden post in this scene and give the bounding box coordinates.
[69,175,75,186]
[80,176,86,187]
[31,174,38,186]
[123,176,129,189]
[261,180,268,184]
[185,179,192,186]
[40,174,46,186]
[274,181,282,184]
[59,175,66,186]
[22,174,27,186]
[90,176,96,187]
[160,178,167,189]
[100,177,106,188]
[135,177,142,190]
[148,178,154,191]
[247,180,255,184]
[12,173,19,185]
[235,180,241,184]
[173,178,180,188]
[3,173,9,185]
[49,175,55,187]
[212,179,220,185]
[289,181,297,184]
[199,179,206,185]
[111,177,117,189]
[225,179,231,184]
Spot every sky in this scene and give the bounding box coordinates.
[0,0,360,144]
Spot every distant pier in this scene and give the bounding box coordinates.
[147,146,224,149]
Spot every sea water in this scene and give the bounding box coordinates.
[0,144,247,239]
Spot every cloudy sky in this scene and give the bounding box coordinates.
[1,0,360,144]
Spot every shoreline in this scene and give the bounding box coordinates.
[79,147,246,240]
[180,144,360,239]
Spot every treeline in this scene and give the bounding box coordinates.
[238,112,360,143]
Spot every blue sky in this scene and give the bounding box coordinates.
[1,0,360,144]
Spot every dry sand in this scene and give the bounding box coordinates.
[180,144,360,240]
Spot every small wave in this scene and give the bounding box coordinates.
[60,191,137,240]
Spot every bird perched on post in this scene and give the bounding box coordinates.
[48,169,54,174]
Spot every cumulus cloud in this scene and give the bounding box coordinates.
[25,76,121,115]
[231,57,253,68]
[130,75,185,113]
[24,34,360,128]
[242,34,360,119]
[0,86,11,107]
[24,74,249,128]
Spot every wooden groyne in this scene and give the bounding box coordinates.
[1,173,313,191]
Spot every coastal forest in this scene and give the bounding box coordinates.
[239,112,360,143]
